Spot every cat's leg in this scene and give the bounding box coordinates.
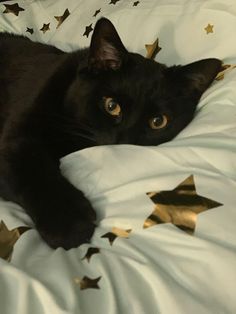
[0,138,96,249]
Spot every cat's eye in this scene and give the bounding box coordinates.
[149,115,168,130]
[103,97,121,117]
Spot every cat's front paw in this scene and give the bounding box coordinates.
[36,192,97,250]
[38,219,96,250]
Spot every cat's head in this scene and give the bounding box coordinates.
[65,18,221,148]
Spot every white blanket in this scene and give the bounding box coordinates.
[0,1,236,313]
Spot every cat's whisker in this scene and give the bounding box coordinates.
[62,130,96,143]
[45,112,97,142]
[55,125,97,143]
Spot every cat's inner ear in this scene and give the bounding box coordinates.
[181,58,222,94]
[88,18,127,71]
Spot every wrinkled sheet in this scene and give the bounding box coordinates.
[0,0,236,313]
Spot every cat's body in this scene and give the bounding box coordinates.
[0,18,221,249]
[0,33,88,155]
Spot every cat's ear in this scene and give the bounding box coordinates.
[88,18,128,72]
[180,58,222,94]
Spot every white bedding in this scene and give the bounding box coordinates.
[0,0,236,313]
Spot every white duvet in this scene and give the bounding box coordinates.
[0,1,236,313]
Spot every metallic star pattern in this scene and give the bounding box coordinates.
[145,38,162,60]
[83,23,93,38]
[93,9,101,17]
[82,247,100,262]
[109,0,120,4]
[26,27,34,35]
[40,23,50,34]
[54,8,70,29]
[0,221,31,262]
[205,23,214,34]
[144,175,222,234]
[215,64,236,81]
[3,3,24,16]
[74,276,102,290]
[101,227,132,245]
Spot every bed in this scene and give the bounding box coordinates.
[0,0,236,313]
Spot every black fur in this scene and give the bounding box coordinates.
[0,18,221,249]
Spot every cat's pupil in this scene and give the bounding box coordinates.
[104,97,121,118]
[153,116,163,127]
[108,100,117,111]
[149,114,168,130]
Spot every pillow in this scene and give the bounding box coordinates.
[1,0,236,65]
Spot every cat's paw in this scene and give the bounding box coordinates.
[36,193,97,250]
[38,219,96,250]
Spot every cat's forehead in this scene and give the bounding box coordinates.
[130,54,165,76]
[121,58,167,99]
[93,55,168,108]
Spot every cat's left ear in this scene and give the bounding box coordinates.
[88,18,128,72]
[180,58,222,94]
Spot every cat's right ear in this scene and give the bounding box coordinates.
[178,58,222,95]
[88,18,128,72]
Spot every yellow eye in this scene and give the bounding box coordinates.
[149,115,168,129]
[104,97,121,117]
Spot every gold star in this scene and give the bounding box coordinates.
[54,9,70,29]
[83,23,93,38]
[0,221,31,262]
[215,64,236,81]
[204,23,214,34]
[40,23,50,34]
[74,276,101,290]
[109,0,120,4]
[82,247,100,263]
[144,175,222,234]
[93,9,101,17]
[26,27,34,35]
[145,38,162,60]
[3,3,24,16]
[101,227,132,245]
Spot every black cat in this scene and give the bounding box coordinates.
[0,18,221,249]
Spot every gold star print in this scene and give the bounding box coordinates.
[54,8,70,29]
[204,23,214,34]
[3,3,24,16]
[215,64,236,81]
[0,221,31,262]
[26,27,34,35]
[83,24,93,38]
[74,276,102,290]
[109,0,120,4]
[93,9,101,17]
[145,38,162,60]
[82,247,100,263]
[101,227,132,245]
[144,175,222,234]
[40,23,50,34]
